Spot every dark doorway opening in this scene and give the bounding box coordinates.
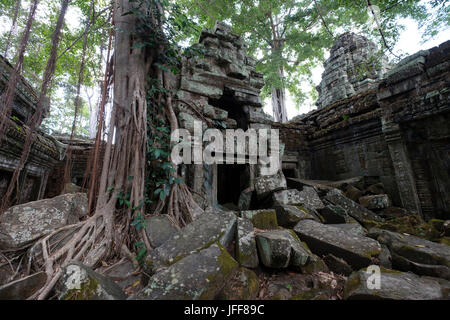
[209,88,248,130]
[217,164,249,206]
[282,168,296,179]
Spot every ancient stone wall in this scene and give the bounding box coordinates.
[282,36,450,219]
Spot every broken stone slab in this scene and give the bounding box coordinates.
[97,260,140,291]
[345,185,363,202]
[240,209,278,230]
[137,243,239,300]
[236,218,259,268]
[202,104,228,120]
[180,77,223,99]
[328,223,367,237]
[274,205,318,228]
[58,262,126,300]
[243,105,273,124]
[368,228,450,280]
[254,171,287,200]
[317,204,352,224]
[359,194,391,210]
[217,267,259,300]
[0,272,46,300]
[294,220,381,269]
[145,211,237,273]
[344,267,449,300]
[0,193,88,250]
[324,188,383,223]
[255,229,314,269]
[323,254,353,276]
[144,215,179,249]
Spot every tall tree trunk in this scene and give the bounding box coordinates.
[3,0,22,60]
[270,66,288,123]
[0,0,39,141]
[0,0,69,212]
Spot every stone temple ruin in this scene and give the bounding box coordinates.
[0,22,450,300]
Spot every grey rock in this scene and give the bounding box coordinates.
[217,267,259,300]
[323,254,353,276]
[328,223,367,236]
[359,194,391,210]
[236,218,259,268]
[254,171,287,200]
[144,215,179,249]
[344,268,449,300]
[0,193,88,250]
[0,272,46,300]
[369,228,450,280]
[318,204,351,224]
[255,229,313,269]
[240,209,278,230]
[275,205,318,228]
[324,188,383,223]
[137,243,239,300]
[145,211,237,273]
[58,262,126,300]
[294,219,381,269]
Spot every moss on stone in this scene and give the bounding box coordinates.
[61,277,100,300]
[248,210,278,229]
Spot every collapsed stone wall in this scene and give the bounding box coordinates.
[281,36,450,220]
[0,55,65,204]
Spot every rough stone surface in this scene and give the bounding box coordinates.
[137,244,239,300]
[145,211,237,273]
[328,223,367,236]
[275,204,318,228]
[323,254,353,276]
[236,218,259,268]
[240,209,278,230]
[324,188,383,223]
[294,219,381,269]
[317,204,351,224]
[344,268,449,300]
[359,194,391,210]
[255,229,314,269]
[369,228,450,280]
[316,32,388,109]
[254,171,287,200]
[217,267,259,300]
[0,193,88,249]
[58,262,126,300]
[0,272,46,300]
[144,215,179,249]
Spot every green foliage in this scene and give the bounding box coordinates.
[178,0,445,108]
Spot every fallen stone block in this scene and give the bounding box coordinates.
[324,188,383,223]
[144,215,179,249]
[0,193,88,250]
[241,209,278,230]
[344,267,449,300]
[323,254,353,276]
[145,211,236,273]
[368,228,450,280]
[0,272,46,300]
[359,194,391,210]
[328,223,367,237]
[317,204,351,224]
[294,220,381,269]
[58,262,126,300]
[275,205,318,228]
[137,243,239,300]
[255,229,316,270]
[217,267,259,300]
[254,171,287,200]
[236,218,259,268]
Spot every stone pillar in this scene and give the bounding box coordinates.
[382,120,422,215]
